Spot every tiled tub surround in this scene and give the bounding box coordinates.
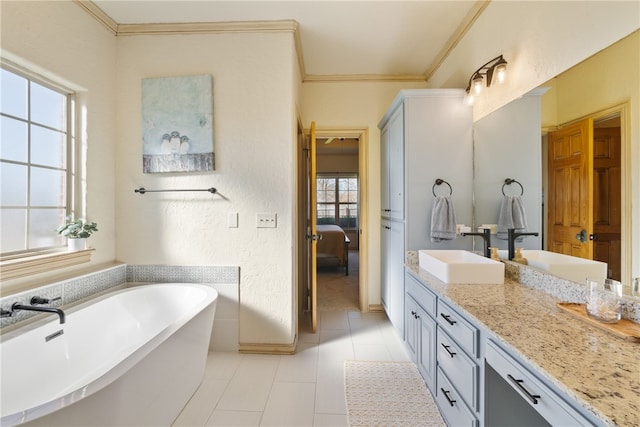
[0,264,240,351]
[0,265,127,330]
[406,253,639,427]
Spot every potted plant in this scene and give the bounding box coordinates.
[56,215,98,251]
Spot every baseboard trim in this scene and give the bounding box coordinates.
[369,304,384,312]
[239,336,298,355]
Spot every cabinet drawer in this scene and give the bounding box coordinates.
[486,340,595,426]
[437,327,479,410]
[437,300,478,357]
[436,367,477,427]
[405,272,437,316]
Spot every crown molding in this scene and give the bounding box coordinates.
[116,20,298,36]
[304,74,427,83]
[73,1,448,84]
[424,0,490,81]
[73,0,118,35]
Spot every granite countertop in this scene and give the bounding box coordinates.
[405,261,640,427]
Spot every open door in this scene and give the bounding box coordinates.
[308,121,319,332]
[592,124,622,280]
[547,118,594,259]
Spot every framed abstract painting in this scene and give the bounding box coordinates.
[141,75,214,173]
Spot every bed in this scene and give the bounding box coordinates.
[316,224,350,275]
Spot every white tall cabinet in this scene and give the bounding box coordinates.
[379,89,473,335]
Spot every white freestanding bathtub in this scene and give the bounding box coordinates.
[1,283,218,426]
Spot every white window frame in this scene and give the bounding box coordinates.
[0,61,91,281]
[316,173,359,230]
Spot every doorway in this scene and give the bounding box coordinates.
[298,128,368,328]
[592,114,622,280]
[316,141,360,311]
[545,109,625,282]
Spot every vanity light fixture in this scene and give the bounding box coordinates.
[465,55,508,105]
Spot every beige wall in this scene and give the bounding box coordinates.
[115,32,298,347]
[0,1,118,291]
[317,153,358,173]
[427,1,640,122]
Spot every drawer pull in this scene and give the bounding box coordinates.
[440,388,457,407]
[507,374,541,405]
[441,343,457,358]
[440,313,457,325]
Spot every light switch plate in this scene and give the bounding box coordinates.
[228,212,238,228]
[256,212,277,228]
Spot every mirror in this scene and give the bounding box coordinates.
[472,33,637,298]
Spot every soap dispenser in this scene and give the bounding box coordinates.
[512,247,528,265]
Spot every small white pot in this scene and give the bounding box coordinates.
[67,238,87,252]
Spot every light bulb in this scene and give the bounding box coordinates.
[472,74,483,94]
[495,64,506,83]
[494,59,507,84]
[464,90,474,106]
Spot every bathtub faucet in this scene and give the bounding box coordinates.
[11,301,66,324]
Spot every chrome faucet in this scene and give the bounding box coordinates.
[11,296,66,324]
[461,228,491,258]
[507,228,539,260]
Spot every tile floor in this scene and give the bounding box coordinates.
[172,310,410,426]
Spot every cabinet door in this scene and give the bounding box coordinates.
[417,306,437,391]
[387,220,405,333]
[387,106,404,220]
[380,125,391,217]
[380,220,390,311]
[404,294,419,361]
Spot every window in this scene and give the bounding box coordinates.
[1,66,75,256]
[317,174,358,228]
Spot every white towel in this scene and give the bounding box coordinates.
[430,195,457,242]
[497,195,528,240]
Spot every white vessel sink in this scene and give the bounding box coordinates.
[418,250,505,284]
[498,250,607,284]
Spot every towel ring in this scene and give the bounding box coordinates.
[432,178,453,197]
[502,178,524,196]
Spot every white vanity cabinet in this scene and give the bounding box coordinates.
[379,89,473,335]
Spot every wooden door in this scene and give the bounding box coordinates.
[547,118,594,259]
[309,122,318,332]
[592,126,621,280]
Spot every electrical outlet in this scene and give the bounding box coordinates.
[256,213,277,228]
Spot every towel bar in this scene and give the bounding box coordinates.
[432,179,453,197]
[502,178,523,196]
[134,187,217,195]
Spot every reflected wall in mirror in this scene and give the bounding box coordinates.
[473,30,639,294]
